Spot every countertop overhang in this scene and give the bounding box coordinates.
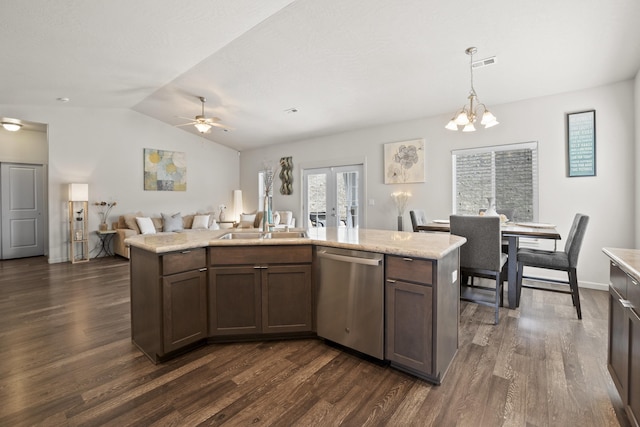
[603,247,640,281]
[125,227,466,260]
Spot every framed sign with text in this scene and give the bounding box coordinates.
[566,110,596,177]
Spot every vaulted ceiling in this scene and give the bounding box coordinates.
[2,0,639,150]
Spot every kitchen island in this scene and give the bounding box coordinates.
[126,227,465,384]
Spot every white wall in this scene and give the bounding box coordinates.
[635,69,640,248]
[0,105,240,263]
[240,80,636,287]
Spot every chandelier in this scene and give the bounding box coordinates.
[445,47,499,132]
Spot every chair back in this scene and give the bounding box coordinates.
[450,215,503,271]
[409,210,428,231]
[564,213,589,268]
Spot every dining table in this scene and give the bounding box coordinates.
[416,220,561,309]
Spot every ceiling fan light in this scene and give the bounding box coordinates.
[454,111,469,125]
[194,122,212,133]
[445,120,459,131]
[2,122,22,132]
[462,123,476,132]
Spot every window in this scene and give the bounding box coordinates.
[452,142,538,222]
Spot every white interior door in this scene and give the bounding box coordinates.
[1,163,45,259]
[303,164,363,228]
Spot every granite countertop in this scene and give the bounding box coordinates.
[125,227,466,260]
[603,247,640,281]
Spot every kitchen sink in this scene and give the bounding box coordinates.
[218,231,308,240]
[218,232,264,240]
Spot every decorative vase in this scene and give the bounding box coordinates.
[485,197,498,216]
[397,215,404,231]
[99,222,108,232]
[262,195,273,230]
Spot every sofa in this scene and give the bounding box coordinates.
[113,210,296,259]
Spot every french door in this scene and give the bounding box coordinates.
[303,164,363,228]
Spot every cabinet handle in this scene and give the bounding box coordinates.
[253,266,268,269]
[631,280,638,287]
[620,299,634,309]
[181,250,191,254]
[402,257,413,262]
[386,279,397,284]
[199,268,207,272]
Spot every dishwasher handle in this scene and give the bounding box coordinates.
[317,250,381,266]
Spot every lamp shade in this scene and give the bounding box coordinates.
[233,189,243,221]
[69,183,89,201]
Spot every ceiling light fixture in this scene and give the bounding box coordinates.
[2,121,22,132]
[445,47,499,132]
[193,97,212,133]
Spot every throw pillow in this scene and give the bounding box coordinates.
[151,217,163,232]
[254,211,264,228]
[239,213,256,228]
[192,214,210,230]
[162,212,183,232]
[136,217,156,235]
[279,211,293,226]
[272,211,281,225]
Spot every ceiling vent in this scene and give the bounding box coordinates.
[472,56,497,69]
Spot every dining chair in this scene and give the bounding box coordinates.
[515,213,589,319]
[409,210,428,232]
[450,215,508,324]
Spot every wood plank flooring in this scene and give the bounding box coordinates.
[0,256,631,426]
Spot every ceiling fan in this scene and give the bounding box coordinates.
[176,96,230,133]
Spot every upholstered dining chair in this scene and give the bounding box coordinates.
[516,213,589,319]
[409,210,428,232]
[450,215,508,324]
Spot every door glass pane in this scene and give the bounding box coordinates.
[307,173,326,227]
[337,171,359,228]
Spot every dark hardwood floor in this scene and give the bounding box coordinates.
[0,256,630,426]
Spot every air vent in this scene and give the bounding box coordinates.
[472,56,497,69]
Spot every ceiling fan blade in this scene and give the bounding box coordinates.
[209,122,233,131]
[174,122,196,127]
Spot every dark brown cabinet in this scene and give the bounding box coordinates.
[209,245,313,338]
[608,261,640,427]
[130,246,207,363]
[385,250,459,384]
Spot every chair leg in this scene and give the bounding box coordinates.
[516,261,524,307]
[494,274,501,325]
[568,268,582,319]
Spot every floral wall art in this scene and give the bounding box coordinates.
[383,138,425,184]
[144,148,187,191]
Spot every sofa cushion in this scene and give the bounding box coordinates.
[182,214,195,229]
[279,211,293,225]
[151,217,163,232]
[254,211,264,228]
[123,212,143,233]
[136,217,156,235]
[192,214,210,229]
[162,212,183,232]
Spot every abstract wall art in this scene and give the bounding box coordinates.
[279,156,293,195]
[144,148,187,191]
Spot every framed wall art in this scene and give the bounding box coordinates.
[144,148,187,191]
[566,110,596,177]
[384,138,425,184]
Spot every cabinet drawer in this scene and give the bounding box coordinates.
[610,262,627,298]
[162,248,206,276]
[386,255,433,285]
[628,274,640,313]
[210,245,312,266]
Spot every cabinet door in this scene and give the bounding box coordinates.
[609,286,629,401]
[262,264,312,333]
[628,308,640,427]
[162,269,207,353]
[385,279,433,375]
[209,266,262,336]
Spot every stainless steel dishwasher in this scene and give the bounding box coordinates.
[316,246,384,359]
